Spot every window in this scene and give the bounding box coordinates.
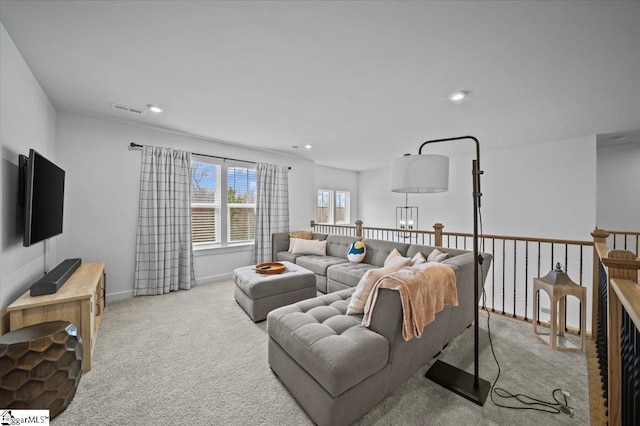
[227,165,257,243]
[317,189,333,224]
[191,157,256,248]
[192,160,221,244]
[317,189,350,225]
[335,191,350,224]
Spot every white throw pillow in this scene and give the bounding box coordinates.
[410,252,427,266]
[288,238,300,253]
[383,248,412,268]
[347,265,400,314]
[291,238,327,256]
[427,248,450,263]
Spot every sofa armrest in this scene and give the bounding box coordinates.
[272,233,290,262]
[366,288,403,348]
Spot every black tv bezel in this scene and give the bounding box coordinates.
[20,149,66,247]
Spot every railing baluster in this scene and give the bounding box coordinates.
[565,243,568,332]
[502,239,506,315]
[513,241,517,318]
[524,242,529,321]
[579,246,583,335]
[492,238,496,312]
[537,241,541,324]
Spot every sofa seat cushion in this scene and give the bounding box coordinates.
[296,255,349,276]
[267,289,389,397]
[327,262,379,288]
[276,251,304,263]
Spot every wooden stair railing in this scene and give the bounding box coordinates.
[590,229,640,425]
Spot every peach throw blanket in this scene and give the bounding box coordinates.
[362,263,458,341]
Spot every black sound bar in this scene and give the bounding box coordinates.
[30,258,82,296]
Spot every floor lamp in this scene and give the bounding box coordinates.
[390,135,491,406]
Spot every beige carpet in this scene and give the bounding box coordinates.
[54,281,589,425]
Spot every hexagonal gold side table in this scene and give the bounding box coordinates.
[0,321,83,419]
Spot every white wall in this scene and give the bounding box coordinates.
[360,135,597,240]
[1,24,57,309]
[55,112,316,301]
[596,142,640,232]
[314,165,359,224]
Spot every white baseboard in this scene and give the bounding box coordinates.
[106,289,134,303]
[105,274,232,303]
[196,273,232,286]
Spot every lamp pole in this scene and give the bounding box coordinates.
[421,136,490,405]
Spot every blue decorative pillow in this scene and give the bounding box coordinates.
[347,241,366,263]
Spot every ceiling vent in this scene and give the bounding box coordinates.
[110,103,146,115]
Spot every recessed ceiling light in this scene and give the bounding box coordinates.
[304,144,313,149]
[449,91,468,102]
[147,104,163,113]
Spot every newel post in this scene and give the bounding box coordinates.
[310,220,315,230]
[433,223,444,247]
[355,220,363,238]
[591,228,610,334]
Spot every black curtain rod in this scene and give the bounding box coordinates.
[130,142,291,170]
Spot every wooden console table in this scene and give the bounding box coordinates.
[7,262,105,372]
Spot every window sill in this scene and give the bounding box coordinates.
[193,242,254,256]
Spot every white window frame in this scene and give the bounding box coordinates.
[317,189,334,224]
[191,156,256,250]
[317,189,351,225]
[226,162,257,245]
[335,190,350,224]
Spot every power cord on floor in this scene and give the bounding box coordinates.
[482,297,574,416]
[478,207,575,418]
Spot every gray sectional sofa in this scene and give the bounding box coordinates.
[268,232,493,425]
[272,232,478,294]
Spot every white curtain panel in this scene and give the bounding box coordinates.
[134,146,195,295]
[254,163,289,263]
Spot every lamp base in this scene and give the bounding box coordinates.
[425,360,491,406]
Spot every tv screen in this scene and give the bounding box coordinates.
[23,149,65,247]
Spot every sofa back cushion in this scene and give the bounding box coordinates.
[326,235,362,258]
[362,239,410,267]
[406,244,469,260]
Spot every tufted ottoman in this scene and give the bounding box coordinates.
[233,261,316,322]
[267,288,391,426]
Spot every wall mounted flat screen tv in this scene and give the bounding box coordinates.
[20,149,66,247]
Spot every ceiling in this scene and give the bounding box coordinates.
[1,1,639,171]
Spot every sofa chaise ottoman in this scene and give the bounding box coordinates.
[232,261,316,322]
